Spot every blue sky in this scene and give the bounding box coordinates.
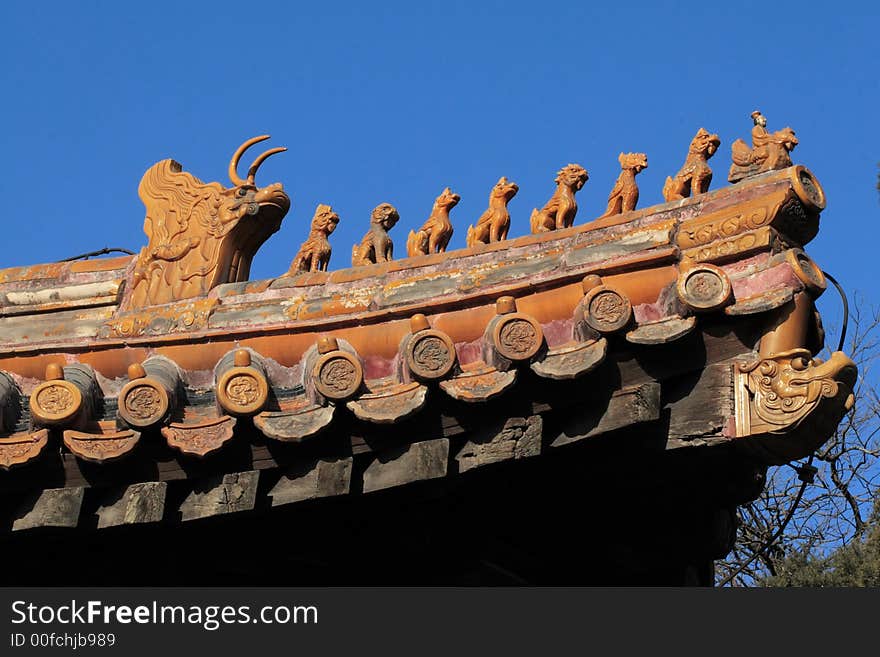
[1,1,876,334]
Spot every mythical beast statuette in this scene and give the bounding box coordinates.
[662,128,720,202]
[530,164,589,233]
[728,111,798,183]
[737,349,856,432]
[125,136,290,309]
[734,293,858,464]
[289,204,340,273]
[352,203,400,266]
[599,152,648,218]
[406,187,461,257]
[736,348,857,464]
[466,176,519,247]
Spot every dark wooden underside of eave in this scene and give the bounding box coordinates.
[0,315,762,496]
[0,428,763,586]
[0,318,771,585]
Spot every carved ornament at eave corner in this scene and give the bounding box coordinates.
[676,165,825,259]
[734,348,857,464]
[736,349,855,429]
[732,293,857,465]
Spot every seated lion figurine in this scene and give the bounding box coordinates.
[352,203,400,266]
[662,128,720,202]
[406,187,461,257]
[289,204,340,273]
[466,176,519,247]
[599,152,648,218]
[529,164,589,233]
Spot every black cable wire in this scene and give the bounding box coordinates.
[719,270,850,587]
[823,270,849,352]
[58,247,135,262]
[719,455,814,587]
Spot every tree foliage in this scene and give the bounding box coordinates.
[761,498,880,586]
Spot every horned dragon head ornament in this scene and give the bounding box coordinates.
[125,136,291,309]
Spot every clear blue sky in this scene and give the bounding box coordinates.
[1,1,876,334]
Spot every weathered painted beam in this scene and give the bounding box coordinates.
[455,415,542,473]
[12,487,85,531]
[178,471,260,522]
[363,439,449,493]
[96,481,167,529]
[665,362,734,446]
[268,457,352,507]
[551,382,661,448]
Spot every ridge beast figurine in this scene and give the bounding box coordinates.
[126,135,290,309]
[352,203,400,266]
[662,128,720,202]
[466,176,519,247]
[529,164,589,233]
[289,204,340,273]
[599,152,648,218]
[406,187,461,257]
[728,110,798,183]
